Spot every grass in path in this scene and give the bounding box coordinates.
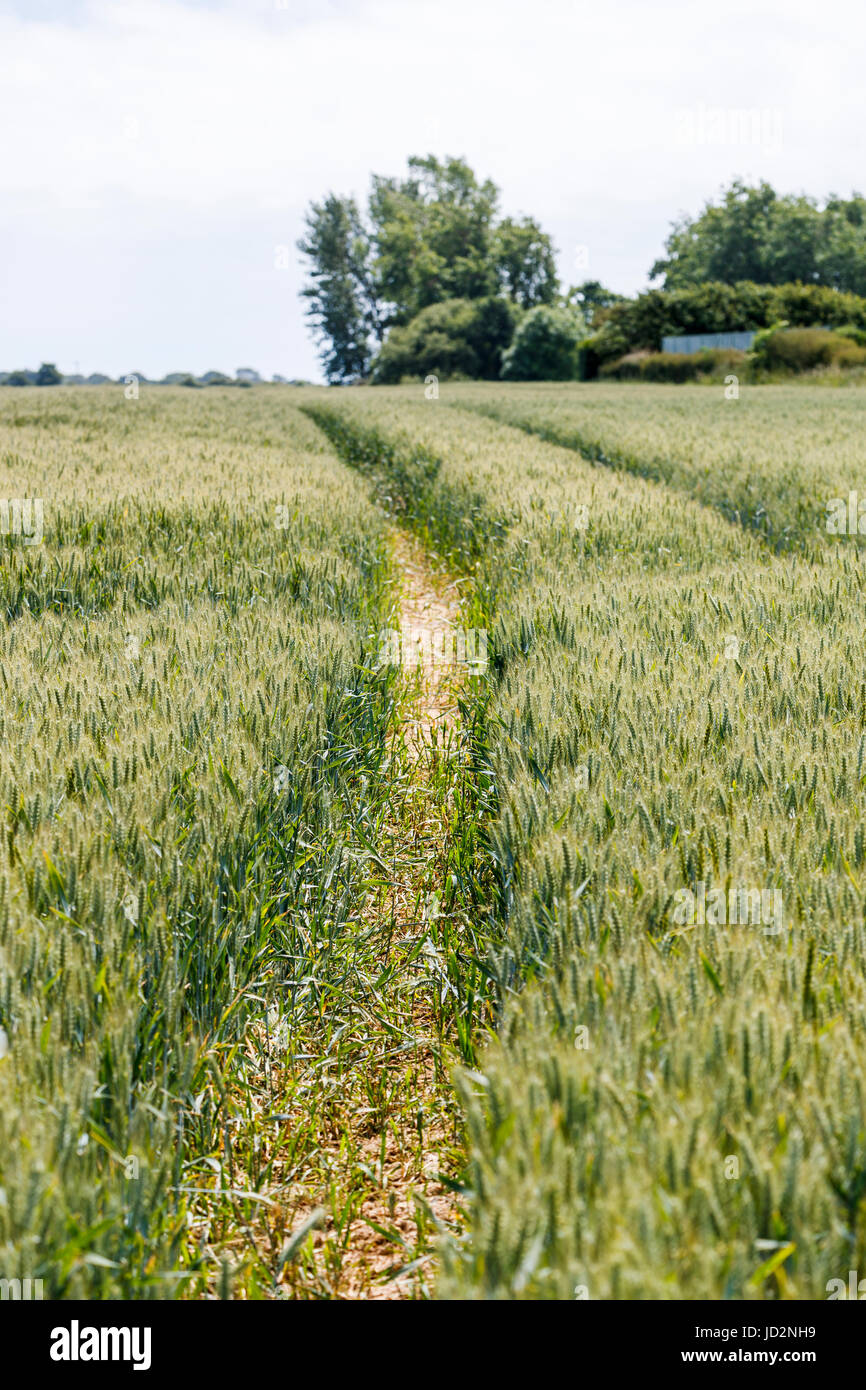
[196,527,485,1298]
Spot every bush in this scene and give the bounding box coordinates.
[592,283,773,364]
[576,340,601,381]
[640,351,706,382]
[35,362,63,386]
[645,347,745,381]
[751,327,866,371]
[371,297,516,384]
[771,284,866,331]
[835,323,866,347]
[599,350,652,380]
[4,370,31,387]
[500,304,586,380]
[589,281,866,368]
[598,330,866,381]
[600,348,746,382]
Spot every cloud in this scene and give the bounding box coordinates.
[1,0,863,378]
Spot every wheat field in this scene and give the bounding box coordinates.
[304,382,866,1299]
[3,381,866,1299]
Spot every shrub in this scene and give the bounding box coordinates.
[646,347,745,381]
[576,340,601,381]
[590,281,866,367]
[643,351,705,382]
[836,323,866,347]
[593,283,773,364]
[500,304,586,380]
[371,297,516,384]
[35,362,63,386]
[751,327,866,371]
[770,284,866,331]
[599,350,652,380]
[600,348,746,382]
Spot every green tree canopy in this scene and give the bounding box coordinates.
[370,156,501,324]
[298,155,559,381]
[371,297,516,384]
[297,194,379,383]
[567,280,628,326]
[35,362,63,386]
[500,304,586,381]
[652,180,866,294]
[492,216,558,309]
[586,280,866,365]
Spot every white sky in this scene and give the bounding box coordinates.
[1,0,863,381]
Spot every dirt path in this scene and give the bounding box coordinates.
[335,527,466,1298]
[390,528,462,748]
[198,524,471,1299]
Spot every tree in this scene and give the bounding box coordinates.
[371,297,516,384]
[651,180,866,293]
[567,280,627,326]
[297,195,378,383]
[35,362,62,386]
[369,156,500,325]
[298,156,560,378]
[584,279,866,368]
[817,194,866,296]
[492,216,558,308]
[500,304,586,380]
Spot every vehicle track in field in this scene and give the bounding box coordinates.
[205,523,471,1299]
[331,526,467,1299]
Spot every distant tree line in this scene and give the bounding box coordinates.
[587,280,866,367]
[2,363,65,386]
[0,367,313,388]
[297,155,578,383]
[651,180,866,293]
[299,165,866,383]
